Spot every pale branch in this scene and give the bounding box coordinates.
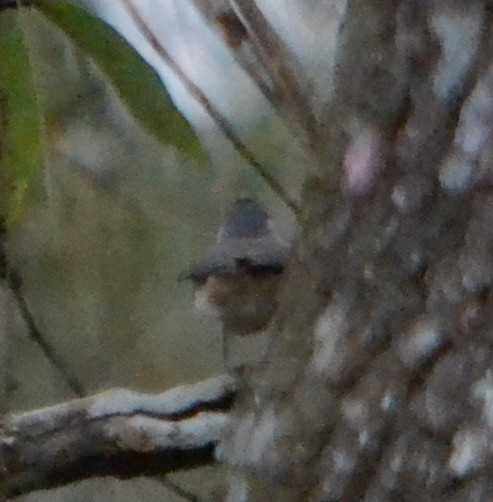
[121,0,300,217]
[189,0,321,178]
[1,223,200,502]
[188,0,318,165]
[0,374,237,498]
[188,0,278,105]
[230,0,319,146]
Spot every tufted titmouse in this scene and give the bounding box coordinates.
[182,199,289,354]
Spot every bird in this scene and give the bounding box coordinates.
[181,198,289,364]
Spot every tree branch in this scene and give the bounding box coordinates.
[121,0,299,217]
[188,0,288,118]
[230,0,319,146]
[0,374,236,497]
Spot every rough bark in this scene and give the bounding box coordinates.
[223,1,493,500]
[2,1,493,500]
[0,375,235,497]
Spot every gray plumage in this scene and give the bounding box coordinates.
[182,198,289,282]
[182,198,289,340]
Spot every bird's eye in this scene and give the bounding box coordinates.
[194,277,208,286]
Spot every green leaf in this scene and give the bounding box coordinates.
[0,11,42,226]
[35,1,204,160]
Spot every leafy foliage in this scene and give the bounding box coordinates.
[35,1,203,160]
[0,11,41,226]
[0,2,204,224]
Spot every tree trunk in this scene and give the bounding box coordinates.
[224,2,493,499]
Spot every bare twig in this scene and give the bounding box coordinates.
[5,267,85,397]
[189,0,319,152]
[160,477,200,502]
[0,214,84,397]
[1,1,86,398]
[121,0,299,217]
[1,374,236,498]
[230,0,319,146]
[0,282,9,411]
[0,218,10,411]
[187,1,279,105]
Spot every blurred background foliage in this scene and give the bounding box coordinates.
[0,3,306,500]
